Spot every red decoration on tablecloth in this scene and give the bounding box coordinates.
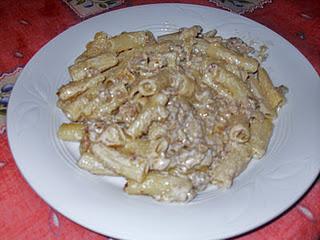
[0,0,319,239]
[0,0,79,74]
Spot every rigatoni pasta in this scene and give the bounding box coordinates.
[57,26,287,202]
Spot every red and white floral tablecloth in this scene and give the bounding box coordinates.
[1,1,319,239]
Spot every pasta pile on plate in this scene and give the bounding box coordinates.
[56,26,286,202]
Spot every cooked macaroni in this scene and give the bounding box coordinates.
[57,26,287,202]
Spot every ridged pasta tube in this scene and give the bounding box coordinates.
[69,53,118,81]
[91,143,148,183]
[57,123,85,141]
[126,93,169,138]
[196,40,259,73]
[125,171,196,202]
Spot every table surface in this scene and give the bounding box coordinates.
[0,0,319,240]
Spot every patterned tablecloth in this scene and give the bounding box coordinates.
[0,0,319,239]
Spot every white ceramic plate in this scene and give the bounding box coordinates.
[7,4,320,240]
